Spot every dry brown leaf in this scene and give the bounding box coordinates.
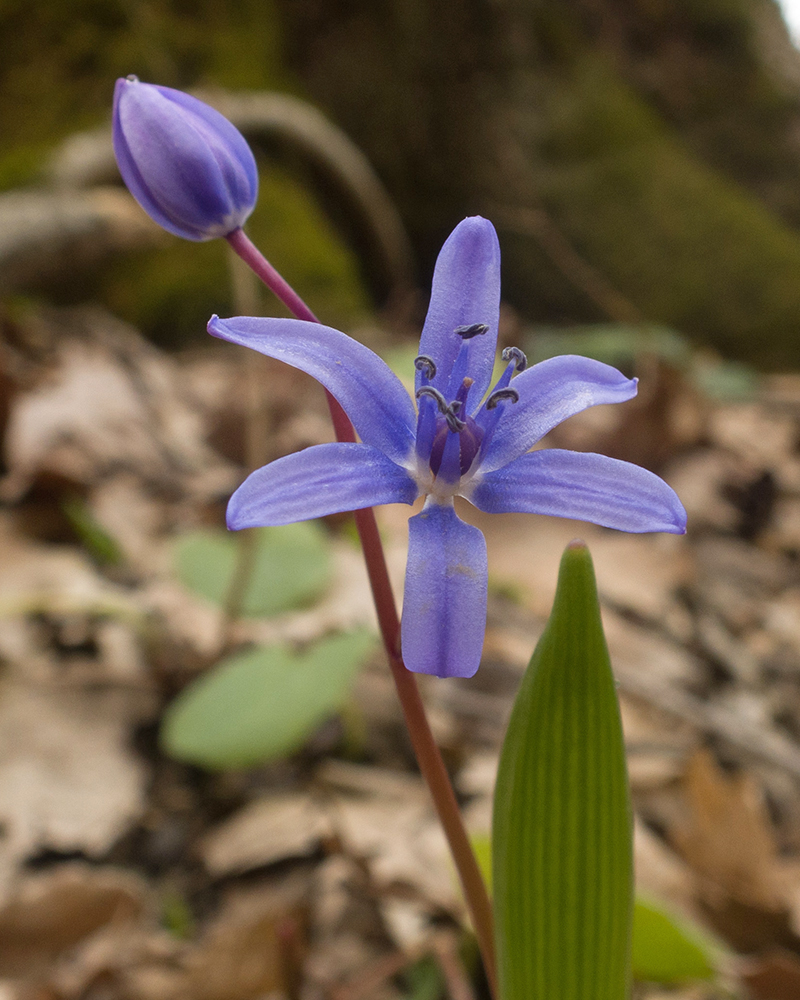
[0,681,150,898]
[603,608,701,687]
[317,765,456,913]
[665,449,742,533]
[305,856,399,1000]
[0,864,146,978]
[0,513,138,623]
[199,792,333,878]
[741,948,800,1000]
[668,749,798,951]
[634,819,698,918]
[671,749,782,908]
[0,310,235,500]
[179,878,309,1000]
[708,404,797,469]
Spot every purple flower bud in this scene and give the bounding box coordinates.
[112,76,258,241]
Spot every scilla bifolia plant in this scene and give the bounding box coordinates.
[114,76,687,999]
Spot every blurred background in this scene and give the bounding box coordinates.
[7,0,800,363]
[6,2,800,999]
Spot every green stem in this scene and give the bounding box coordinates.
[225,227,497,997]
[220,246,267,641]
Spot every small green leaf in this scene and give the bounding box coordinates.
[471,832,493,894]
[161,891,195,939]
[402,956,445,1000]
[161,631,375,769]
[62,496,124,566]
[493,541,633,1000]
[174,522,331,617]
[632,898,716,984]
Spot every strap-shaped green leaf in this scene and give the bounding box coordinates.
[493,541,632,1000]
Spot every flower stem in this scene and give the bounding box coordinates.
[226,228,497,996]
[227,228,319,323]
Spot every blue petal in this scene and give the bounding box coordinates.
[416,217,501,404]
[401,501,488,678]
[113,79,257,241]
[468,449,687,534]
[209,316,417,464]
[478,355,638,472]
[227,443,418,528]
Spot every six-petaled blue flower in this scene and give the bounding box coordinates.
[113,76,258,241]
[209,217,686,679]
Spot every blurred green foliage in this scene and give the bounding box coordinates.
[631,898,717,985]
[99,161,370,344]
[276,0,800,367]
[161,631,376,769]
[533,60,800,368]
[0,0,288,181]
[174,521,333,618]
[8,0,800,363]
[527,323,759,401]
[0,0,371,343]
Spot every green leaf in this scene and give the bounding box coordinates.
[632,898,716,984]
[402,956,445,1000]
[62,496,124,566]
[161,631,375,769]
[174,522,331,617]
[471,832,493,894]
[493,541,633,1000]
[478,826,715,987]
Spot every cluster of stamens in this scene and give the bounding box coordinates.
[412,325,527,486]
[416,385,468,431]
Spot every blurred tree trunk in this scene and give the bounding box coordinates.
[275,0,800,368]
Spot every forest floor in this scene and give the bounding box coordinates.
[1,303,800,1000]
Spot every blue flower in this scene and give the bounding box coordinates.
[113,77,258,241]
[209,217,686,679]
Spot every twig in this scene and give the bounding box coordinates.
[488,203,644,325]
[330,949,410,1000]
[432,931,477,1000]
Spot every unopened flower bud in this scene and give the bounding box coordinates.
[112,76,258,241]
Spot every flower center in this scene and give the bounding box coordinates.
[416,377,484,481]
[412,340,527,497]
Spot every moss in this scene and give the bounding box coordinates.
[541,59,665,162]
[246,164,371,331]
[541,144,800,368]
[8,0,800,367]
[0,0,293,156]
[0,1,371,344]
[501,58,800,368]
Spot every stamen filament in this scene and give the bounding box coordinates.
[502,346,527,372]
[416,385,450,414]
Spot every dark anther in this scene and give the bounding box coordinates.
[416,386,450,413]
[444,400,466,432]
[414,355,437,379]
[416,387,466,431]
[454,323,489,340]
[486,387,520,409]
[444,410,466,432]
[502,346,527,372]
